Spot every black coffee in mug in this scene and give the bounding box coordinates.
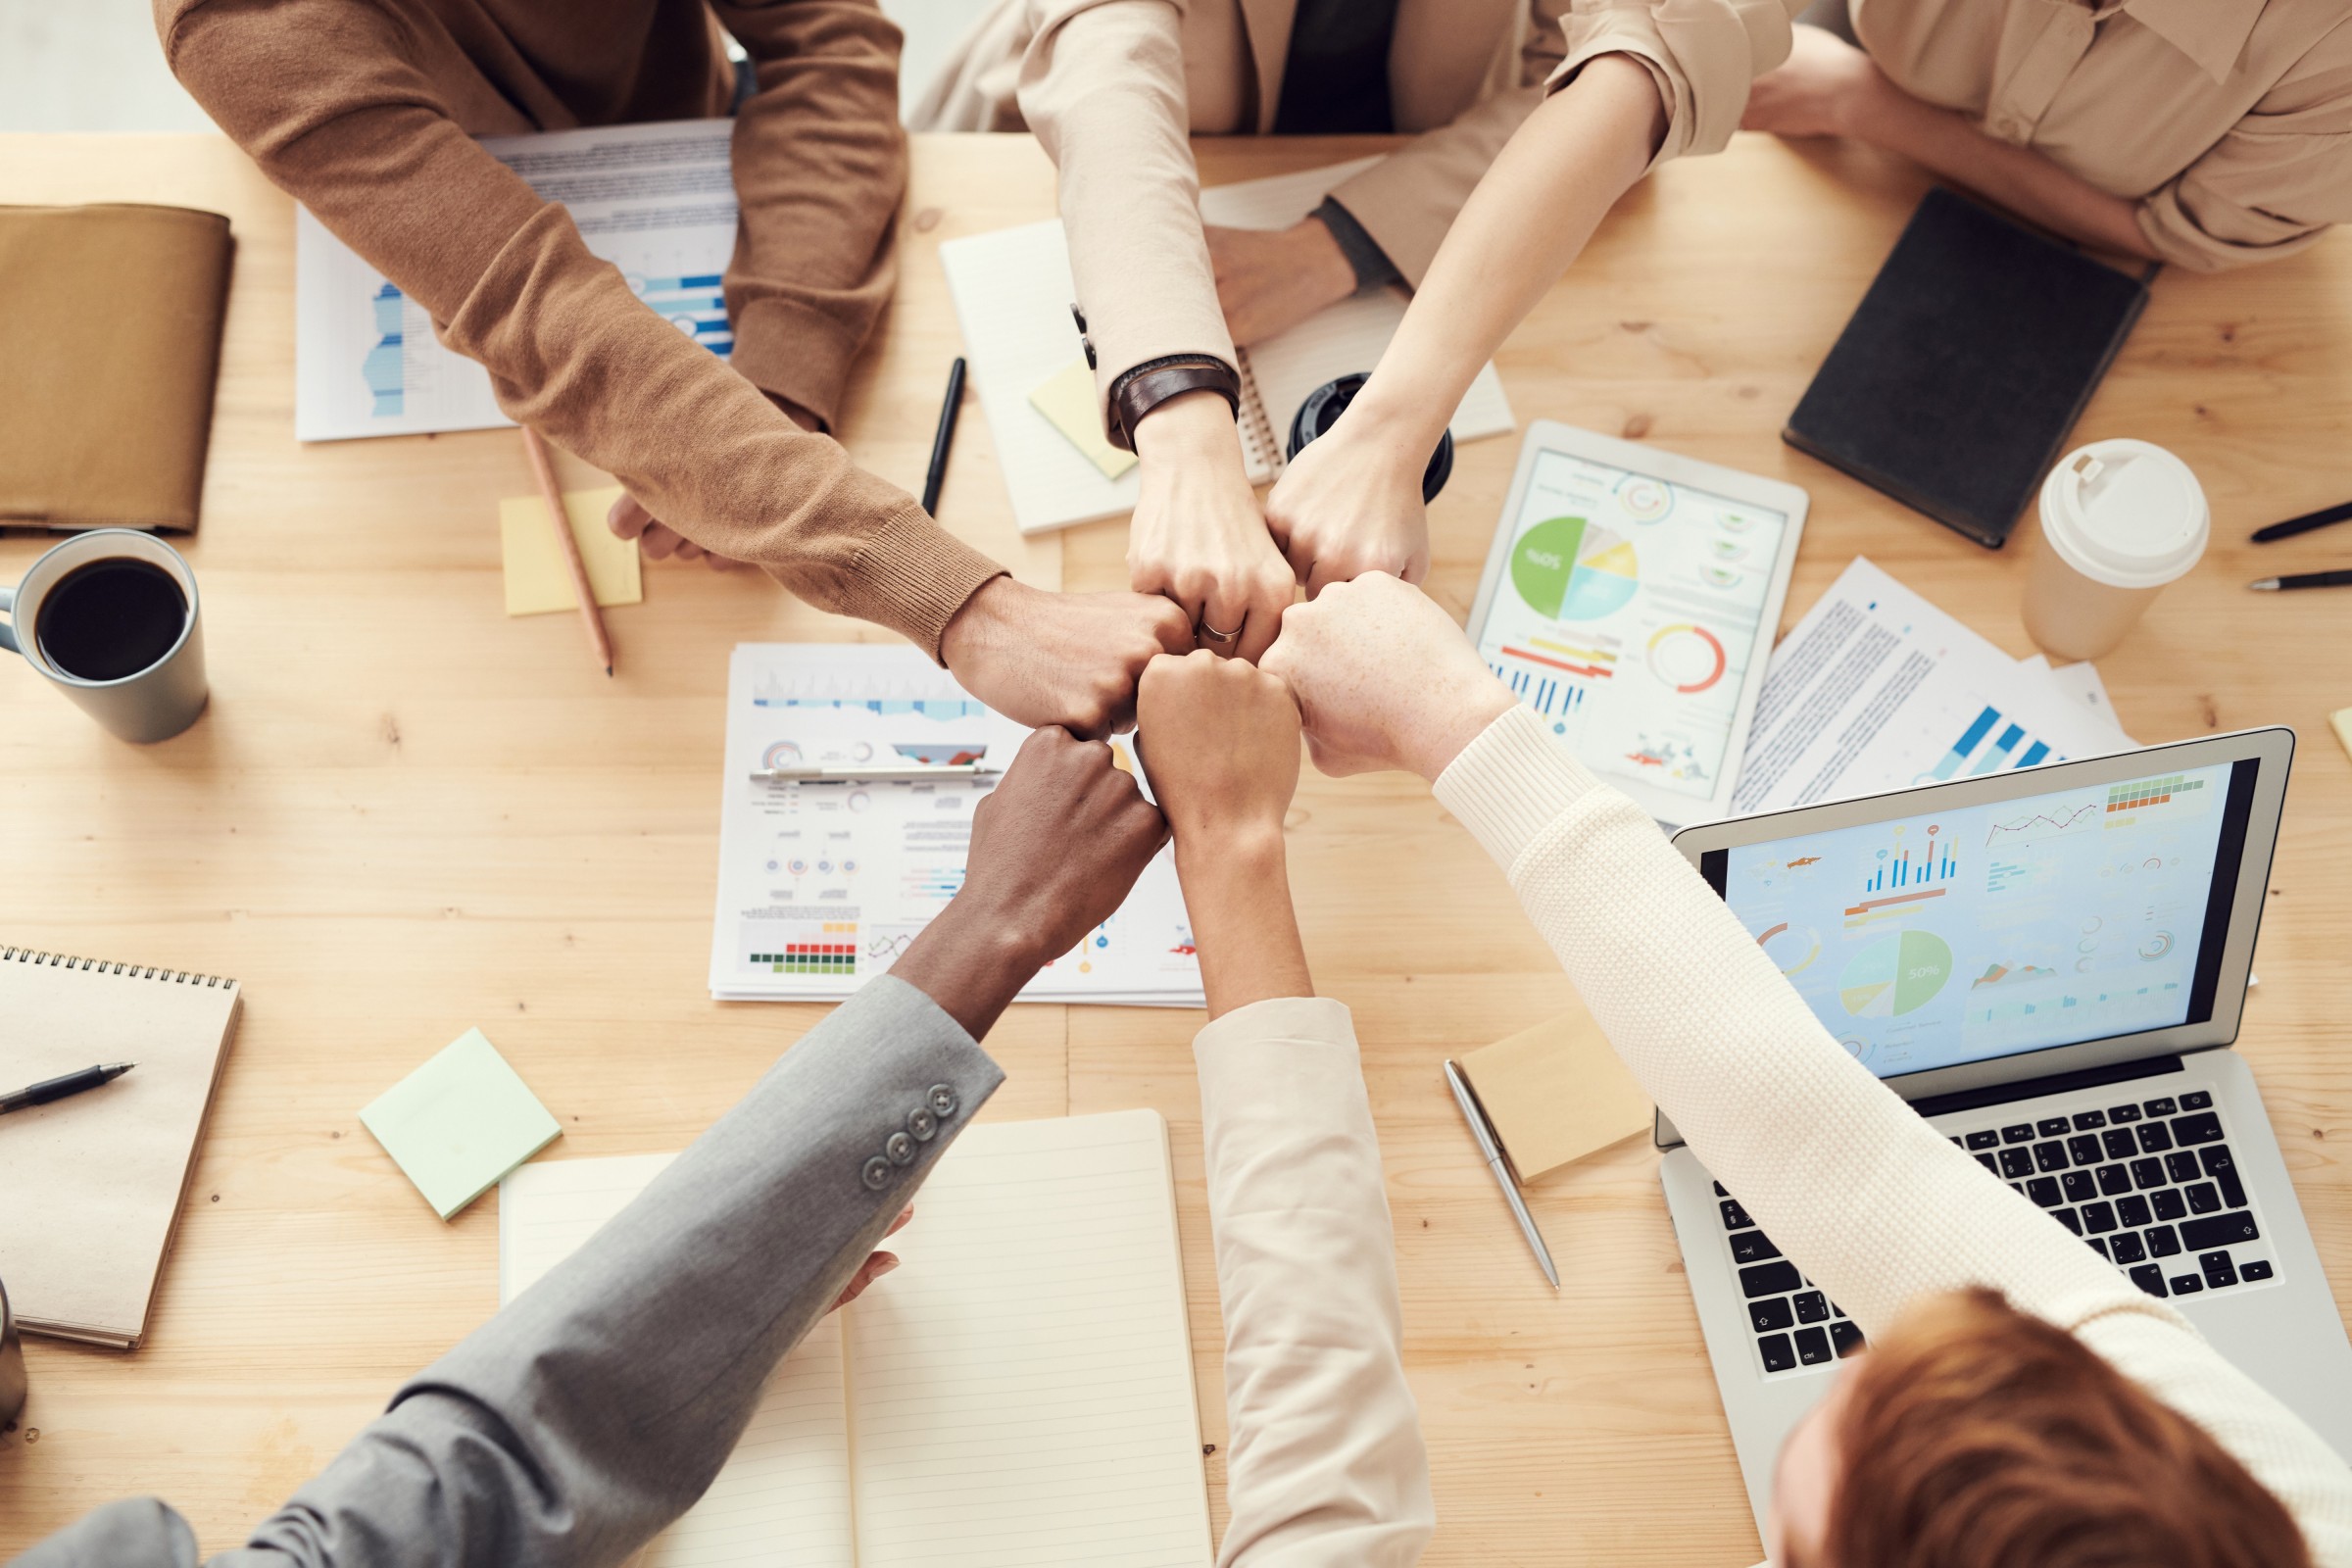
[34,557,189,682]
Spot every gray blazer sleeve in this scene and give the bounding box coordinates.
[11,975,1002,1568]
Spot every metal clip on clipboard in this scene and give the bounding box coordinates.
[748,762,1004,783]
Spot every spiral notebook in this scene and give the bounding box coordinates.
[943,158,1516,535]
[500,1109,1212,1567]
[0,946,243,1348]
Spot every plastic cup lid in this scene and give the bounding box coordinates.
[2038,439,2209,589]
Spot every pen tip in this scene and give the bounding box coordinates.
[605,664,614,677]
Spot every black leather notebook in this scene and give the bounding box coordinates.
[1783,188,2151,549]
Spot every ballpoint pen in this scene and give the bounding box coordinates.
[0,1061,135,1116]
[920,358,967,516]
[2248,569,2352,592]
[2250,498,2352,544]
[1444,1058,1559,1291]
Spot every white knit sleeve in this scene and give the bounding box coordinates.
[1434,706,2352,1561]
[1195,997,1434,1568]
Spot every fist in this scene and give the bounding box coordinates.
[1135,651,1301,849]
[961,727,1170,966]
[1261,573,1512,780]
[941,578,1194,739]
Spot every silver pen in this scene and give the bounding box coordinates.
[1444,1059,1560,1291]
[750,763,1003,783]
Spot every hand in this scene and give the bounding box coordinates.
[1127,391,1295,662]
[603,394,822,572]
[1740,24,1884,140]
[890,727,1169,1038]
[1205,220,1357,347]
[1134,651,1301,854]
[831,1205,913,1310]
[1261,572,1512,781]
[940,576,1193,738]
[1262,406,1432,595]
[608,490,755,571]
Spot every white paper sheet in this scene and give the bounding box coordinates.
[296,120,739,442]
[709,646,1202,1004]
[1731,559,2127,814]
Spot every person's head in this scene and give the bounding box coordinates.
[1767,1288,2311,1568]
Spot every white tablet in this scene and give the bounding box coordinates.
[1464,422,1808,828]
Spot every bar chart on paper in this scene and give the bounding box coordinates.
[295,121,743,441]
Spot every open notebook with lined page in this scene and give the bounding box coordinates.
[499,1109,1211,1567]
[941,157,1515,535]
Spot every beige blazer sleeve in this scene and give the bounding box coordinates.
[2134,38,2352,271]
[1546,0,1807,172]
[1195,997,1435,1568]
[1014,0,1238,414]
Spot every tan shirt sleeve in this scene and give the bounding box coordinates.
[1013,0,1238,416]
[2133,29,2352,272]
[712,0,907,428]
[1433,705,2352,1563]
[162,0,1003,657]
[1194,997,1435,1568]
[1546,0,1807,172]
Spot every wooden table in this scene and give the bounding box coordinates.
[4,129,2348,1565]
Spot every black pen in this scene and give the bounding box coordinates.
[0,1061,135,1115]
[2250,498,2352,544]
[2248,568,2352,592]
[919,356,967,516]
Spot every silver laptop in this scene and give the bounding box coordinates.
[1662,726,2352,1530]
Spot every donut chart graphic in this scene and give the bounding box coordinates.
[1757,922,1822,976]
[1647,622,1727,694]
[1615,475,1673,522]
[1838,930,1954,1017]
[1510,516,1641,622]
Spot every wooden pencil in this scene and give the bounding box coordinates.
[520,426,613,676]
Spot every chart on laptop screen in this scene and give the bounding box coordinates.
[1723,763,2237,1078]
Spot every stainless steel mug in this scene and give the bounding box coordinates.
[0,529,208,743]
[0,1274,25,1431]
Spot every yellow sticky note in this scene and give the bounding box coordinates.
[2331,707,2352,765]
[498,485,643,616]
[1028,357,1137,480]
[1458,1005,1653,1183]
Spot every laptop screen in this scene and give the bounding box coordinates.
[1700,760,2258,1081]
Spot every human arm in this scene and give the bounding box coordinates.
[1133,652,1433,1566]
[1740,25,2154,259]
[159,0,999,654]
[1260,56,1666,593]
[1263,573,2352,1546]
[1010,0,1291,655]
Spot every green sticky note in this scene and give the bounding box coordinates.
[362,1029,563,1220]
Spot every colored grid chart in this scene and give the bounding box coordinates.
[2105,773,2206,823]
[751,921,859,975]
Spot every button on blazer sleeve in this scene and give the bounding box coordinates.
[158,0,1004,658]
[155,976,1001,1568]
[1195,998,1434,1568]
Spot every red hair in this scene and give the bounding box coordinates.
[1793,1289,2310,1568]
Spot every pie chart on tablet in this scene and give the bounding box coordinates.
[1511,516,1641,621]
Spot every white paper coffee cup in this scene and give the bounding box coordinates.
[2024,439,2208,662]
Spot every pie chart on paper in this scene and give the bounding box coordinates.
[1511,516,1641,622]
[1838,930,1953,1017]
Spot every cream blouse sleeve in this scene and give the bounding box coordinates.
[2135,37,2352,271]
[1545,0,1809,171]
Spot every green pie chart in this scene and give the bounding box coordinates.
[1511,515,1641,621]
[1838,930,1953,1017]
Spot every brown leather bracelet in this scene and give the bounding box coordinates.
[1105,356,1243,452]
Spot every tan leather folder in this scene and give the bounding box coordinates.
[0,204,232,533]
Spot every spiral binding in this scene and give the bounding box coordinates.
[1232,346,1284,479]
[2,946,235,989]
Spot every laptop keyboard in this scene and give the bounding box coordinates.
[1719,1086,2275,1379]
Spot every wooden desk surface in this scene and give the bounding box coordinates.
[3,130,2348,1564]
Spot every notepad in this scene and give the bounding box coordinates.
[364,1028,562,1220]
[0,945,243,1348]
[1029,357,1138,479]
[498,485,643,616]
[942,157,1515,534]
[1458,1006,1653,1183]
[499,1108,1212,1567]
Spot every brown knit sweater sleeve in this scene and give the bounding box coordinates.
[157,0,1004,657]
